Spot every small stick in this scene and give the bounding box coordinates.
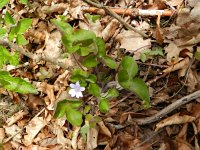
[134,90,200,125]
[82,6,175,17]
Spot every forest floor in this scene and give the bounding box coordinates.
[1,0,200,149]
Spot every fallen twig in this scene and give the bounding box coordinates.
[134,90,200,125]
[82,6,175,17]
[83,0,148,38]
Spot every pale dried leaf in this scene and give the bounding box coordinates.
[23,116,48,146]
[87,126,98,150]
[4,125,22,143]
[6,110,28,126]
[185,69,198,92]
[44,30,62,60]
[189,2,200,23]
[155,113,195,131]
[166,0,183,6]
[116,30,151,60]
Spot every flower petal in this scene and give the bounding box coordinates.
[75,81,80,87]
[69,89,76,97]
[79,87,85,92]
[75,92,83,98]
[70,83,76,89]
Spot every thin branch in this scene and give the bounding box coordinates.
[134,90,200,125]
[83,0,148,38]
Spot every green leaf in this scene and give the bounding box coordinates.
[95,37,106,58]
[118,70,129,83]
[80,124,90,141]
[9,52,19,66]
[0,46,10,68]
[54,100,68,118]
[0,28,6,39]
[66,106,82,126]
[19,0,28,5]
[140,53,147,62]
[82,55,99,68]
[85,13,101,23]
[105,88,119,99]
[8,27,17,41]
[0,71,37,94]
[51,19,73,35]
[195,51,200,60]
[4,11,16,26]
[70,69,89,82]
[119,78,150,108]
[88,83,101,97]
[0,0,9,9]
[73,29,96,43]
[85,74,97,83]
[103,56,117,69]
[16,18,32,34]
[99,98,109,113]
[16,34,28,45]
[121,56,138,78]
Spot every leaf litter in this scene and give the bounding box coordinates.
[0,0,200,149]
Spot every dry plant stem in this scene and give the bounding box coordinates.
[83,0,148,38]
[134,90,200,125]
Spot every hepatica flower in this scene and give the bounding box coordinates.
[69,81,85,98]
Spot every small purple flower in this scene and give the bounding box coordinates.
[68,81,85,98]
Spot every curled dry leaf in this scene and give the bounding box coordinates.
[155,113,195,131]
[98,121,112,137]
[4,125,22,143]
[71,127,81,150]
[6,110,28,126]
[102,19,120,41]
[163,57,189,73]
[54,70,69,91]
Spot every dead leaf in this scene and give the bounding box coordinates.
[102,19,120,41]
[71,127,80,150]
[163,57,189,73]
[22,115,51,146]
[87,125,98,150]
[98,121,112,137]
[54,70,69,91]
[6,110,28,126]
[4,125,22,143]
[155,113,195,131]
[0,128,5,143]
[116,30,151,60]
[155,15,164,45]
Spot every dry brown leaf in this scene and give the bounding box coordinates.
[155,15,164,45]
[54,70,69,91]
[185,69,198,92]
[189,2,200,23]
[155,113,195,131]
[166,0,183,6]
[22,115,51,146]
[163,57,189,73]
[6,110,28,126]
[98,121,112,138]
[164,41,183,64]
[116,30,151,60]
